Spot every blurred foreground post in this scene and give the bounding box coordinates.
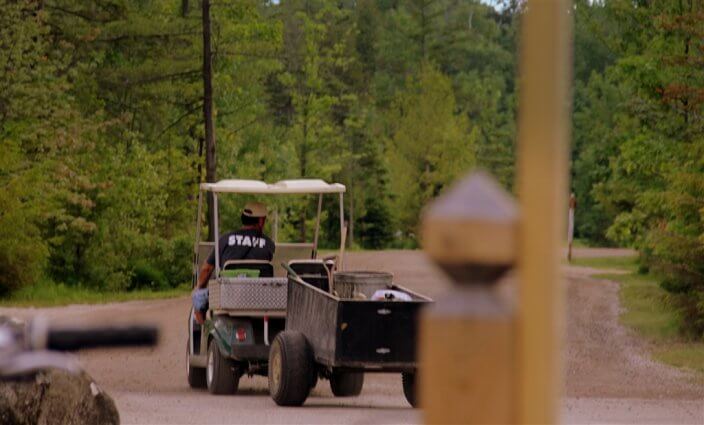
[516,0,572,423]
[420,172,518,424]
[419,0,571,423]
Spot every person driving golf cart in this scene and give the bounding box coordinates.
[192,201,275,323]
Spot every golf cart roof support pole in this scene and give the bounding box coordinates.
[213,192,220,278]
[312,194,323,258]
[192,189,204,289]
[339,192,345,270]
[273,207,279,243]
[193,190,204,260]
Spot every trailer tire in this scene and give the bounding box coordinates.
[402,372,417,407]
[187,342,207,389]
[206,339,238,394]
[268,331,313,406]
[330,370,364,396]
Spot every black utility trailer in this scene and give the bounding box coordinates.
[268,272,432,407]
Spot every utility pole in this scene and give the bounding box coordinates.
[202,0,217,241]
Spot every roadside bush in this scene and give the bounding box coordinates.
[128,261,168,291]
[646,224,704,338]
[359,196,394,250]
[152,234,192,288]
[0,147,49,296]
[79,146,194,291]
[0,224,47,296]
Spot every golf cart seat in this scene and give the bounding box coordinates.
[222,260,274,278]
[272,243,315,277]
[288,259,334,292]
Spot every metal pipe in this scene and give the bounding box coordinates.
[193,190,204,287]
[273,207,279,243]
[312,194,323,258]
[213,193,220,279]
[189,309,194,354]
[339,193,345,270]
[264,316,269,346]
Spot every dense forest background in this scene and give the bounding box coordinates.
[1,0,702,335]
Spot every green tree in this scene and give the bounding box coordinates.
[387,63,476,238]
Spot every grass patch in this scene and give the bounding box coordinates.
[571,238,591,248]
[0,280,190,308]
[580,255,704,374]
[568,254,638,270]
[604,271,680,340]
[654,344,704,374]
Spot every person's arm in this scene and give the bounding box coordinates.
[192,263,212,325]
[197,234,226,289]
[196,263,214,289]
[268,236,276,261]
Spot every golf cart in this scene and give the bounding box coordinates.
[186,179,347,394]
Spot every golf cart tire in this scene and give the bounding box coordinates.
[187,343,207,389]
[330,370,364,397]
[268,331,313,406]
[402,372,417,407]
[207,339,238,395]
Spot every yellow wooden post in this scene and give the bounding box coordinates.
[420,172,518,424]
[418,1,571,422]
[516,0,572,423]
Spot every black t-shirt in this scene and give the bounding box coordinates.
[206,228,275,267]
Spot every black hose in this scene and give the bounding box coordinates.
[46,326,158,351]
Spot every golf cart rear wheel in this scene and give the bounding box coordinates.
[268,331,313,406]
[402,372,417,407]
[206,339,238,394]
[186,342,206,389]
[330,370,364,397]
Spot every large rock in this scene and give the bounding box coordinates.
[0,369,119,425]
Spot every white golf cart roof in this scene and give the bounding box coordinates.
[194,178,348,277]
[201,179,346,194]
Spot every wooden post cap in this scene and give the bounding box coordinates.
[421,171,518,267]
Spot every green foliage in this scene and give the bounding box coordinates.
[0,0,513,300]
[0,149,48,295]
[359,195,394,249]
[1,279,189,308]
[572,0,704,337]
[568,254,638,271]
[387,63,476,236]
[129,261,168,291]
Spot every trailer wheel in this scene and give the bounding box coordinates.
[186,342,206,389]
[268,331,313,406]
[206,339,238,394]
[402,372,417,407]
[330,370,364,396]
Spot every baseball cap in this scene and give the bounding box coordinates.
[242,201,267,218]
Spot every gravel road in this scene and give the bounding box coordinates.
[2,249,702,424]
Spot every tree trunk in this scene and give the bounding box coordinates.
[202,0,217,241]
